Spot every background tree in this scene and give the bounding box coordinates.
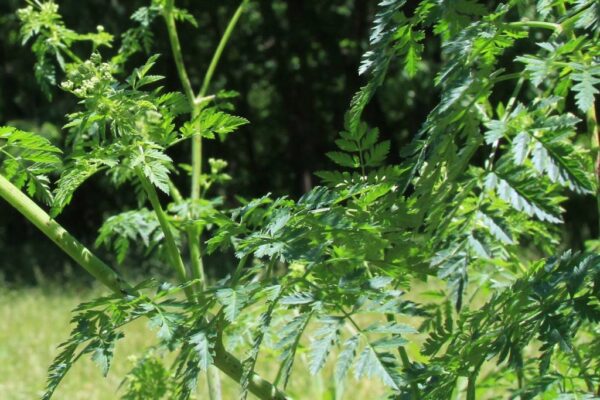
[0,0,596,284]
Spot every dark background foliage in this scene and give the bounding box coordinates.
[0,0,594,283]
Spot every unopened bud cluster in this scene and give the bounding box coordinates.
[61,54,114,98]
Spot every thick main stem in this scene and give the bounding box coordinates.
[188,108,207,294]
[187,0,249,291]
[162,5,207,296]
[0,174,130,294]
[466,375,477,400]
[163,3,250,399]
[0,173,289,400]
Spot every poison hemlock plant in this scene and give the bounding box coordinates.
[1,0,599,399]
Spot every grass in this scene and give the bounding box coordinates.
[0,285,385,400]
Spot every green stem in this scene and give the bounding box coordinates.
[136,169,194,300]
[491,72,522,84]
[466,360,484,400]
[386,314,420,399]
[556,1,594,35]
[213,340,290,400]
[142,164,218,397]
[0,174,131,294]
[191,0,249,200]
[0,173,289,400]
[197,0,249,99]
[588,105,600,237]
[168,179,184,203]
[188,224,206,288]
[60,46,82,64]
[162,2,206,295]
[190,106,202,200]
[206,364,223,400]
[466,375,477,400]
[554,2,600,236]
[399,347,420,400]
[571,343,594,392]
[163,3,249,399]
[507,20,563,33]
[485,76,525,172]
[163,1,195,107]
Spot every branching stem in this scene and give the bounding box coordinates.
[162,2,251,399]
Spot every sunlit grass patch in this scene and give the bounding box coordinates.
[0,286,386,399]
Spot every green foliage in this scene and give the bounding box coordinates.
[571,64,600,113]
[2,0,600,399]
[120,351,177,400]
[17,1,113,98]
[0,126,61,204]
[182,107,249,141]
[325,116,390,173]
[95,208,162,264]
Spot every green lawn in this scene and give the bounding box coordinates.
[0,286,385,400]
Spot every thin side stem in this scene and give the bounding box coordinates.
[485,76,525,171]
[466,360,484,400]
[197,0,250,99]
[143,165,219,397]
[163,0,195,107]
[61,46,82,64]
[168,179,184,203]
[399,347,420,400]
[191,0,249,200]
[491,72,522,84]
[571,342,595,392]
[507,21,563,33]
[136,169,194,300]
[386,314,420,399]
